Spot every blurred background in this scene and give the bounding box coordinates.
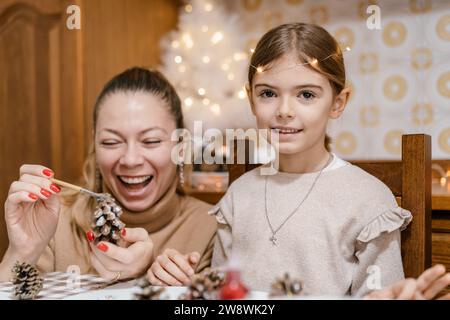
[1,0,450,257]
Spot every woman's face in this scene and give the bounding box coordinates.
[250,53,345,157]
[95,91,177,212]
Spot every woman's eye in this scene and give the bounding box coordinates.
[143,140,161,145]
[299,91,315,100]
[259,90,276,98]
[101,141,119,146]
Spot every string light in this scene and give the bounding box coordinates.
[233,52,247,61]
[184,97,193,107]
[185,4,192,13]
[182,33,194,48]
[198,88,206,96]
[202,98,210,105]
[174,55,182,64]
[202,56,210,63]
[221,63,229,71]
[238,90,246,99]
[345,46,351,51]
[211,32,224,44]
[250,48,255,53]
[171,40,180,48]
[204,2,213,12]
[211,104,221,115]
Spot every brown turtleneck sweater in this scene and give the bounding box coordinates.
[36,180,217,276]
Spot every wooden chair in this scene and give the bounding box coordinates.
[227,134,432,278]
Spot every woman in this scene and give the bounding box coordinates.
[0,67,217,283]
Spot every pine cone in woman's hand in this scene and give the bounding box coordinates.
[92,194,125,244]
[11,262,43,300]
[181,268,225,300]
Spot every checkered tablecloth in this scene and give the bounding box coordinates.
[0,272,114,300]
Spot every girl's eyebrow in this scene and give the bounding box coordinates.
[254,83,323,91]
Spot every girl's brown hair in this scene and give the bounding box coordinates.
[248,23,347,151]
[63,67,183,243]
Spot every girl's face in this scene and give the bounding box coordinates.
[250,53,348,157]
[95,91,177,212]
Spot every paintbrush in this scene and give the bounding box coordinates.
[50,178,109,200]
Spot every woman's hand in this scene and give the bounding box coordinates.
[87,227,153,281]
[147,248,200,286]
[3,165,61,265]
[365,264,450,300]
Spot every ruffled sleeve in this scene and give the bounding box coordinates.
[208,192,234,268]
[356,207,412,243]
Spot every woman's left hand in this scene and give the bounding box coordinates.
[87,227,154,281]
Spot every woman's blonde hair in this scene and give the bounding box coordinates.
[248,23,347,151]
[62,67,184,239]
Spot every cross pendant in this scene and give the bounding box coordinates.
[270,235,277,246]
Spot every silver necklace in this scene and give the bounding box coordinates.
[264,154,333,246]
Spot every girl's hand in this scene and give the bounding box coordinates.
[364,264,450,300]
[147,249,200,286]
[87,227,153,281]
[3,164,61,264]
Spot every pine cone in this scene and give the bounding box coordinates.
[269,273,303,297]
[134,277,166,300]
[11,262,43,300]
[92,194,125,244]
[181,268,225,300]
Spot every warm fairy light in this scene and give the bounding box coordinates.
[182,33,194,48]
[171,40,180,48]
[250,48,255,53]
[202,56,210,63]
[204,3,213,12]
[184,97,193,107]
[345,46,351,51]
[211,104,221,115]
[227,73,235,80]
[185,4,193,13]
[211,32,224,44]
[174,55,182,63]
[178,65,186,73]
[198,88,206,96]
[201,25,209,32]
[310,58,318,66]
[233,52,247,61]
[221,63,230,71]
[256,66,264,73]
[202,98,210,105]
[238,90,246,99]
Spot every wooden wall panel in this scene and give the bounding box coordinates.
[0,0,179,258]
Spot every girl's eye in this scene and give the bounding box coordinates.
[299,91,315,100]
[259,90,276,98]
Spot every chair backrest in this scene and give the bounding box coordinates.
[227,134,432,278]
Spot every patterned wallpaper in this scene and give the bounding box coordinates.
[227,0,450,159]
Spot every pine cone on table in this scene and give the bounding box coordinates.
[11,261,43,300]
[134,277,166,300]
[269,273,304,297]
[92,194,125,245]
[181,268,225,300]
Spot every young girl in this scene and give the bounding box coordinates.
[207,23,413,297]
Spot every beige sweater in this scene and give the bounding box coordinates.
[210,163,412,297]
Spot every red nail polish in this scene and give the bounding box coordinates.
[86,231,94,242]
[43,169,53,177]
[97,243,108,252]
[121,228,126,237]
[28,193,38,200]
[50,184,61,193]
[40,189,51,197]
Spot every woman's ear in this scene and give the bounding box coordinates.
[246,83,256,115]
[329,86,351,119]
